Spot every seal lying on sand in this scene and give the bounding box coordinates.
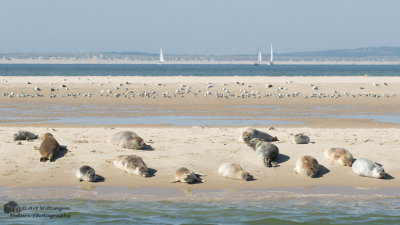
[106,155,149,177]
[218,163,252,180]
[352,158,385,179]
[324,148,354,166]
[294,155,320,178]
[293,133,310,144]
[107,131,146,150]
[13,130,38,141]
[76,165,97,182]
[238,128,278,143]
[39,133,61,162]
[247,138,279,167]
[172,167,204,184]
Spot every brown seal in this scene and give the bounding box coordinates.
[39,133,61,162]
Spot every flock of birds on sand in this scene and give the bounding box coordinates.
[12,127,387,184]
[0,79,397,100]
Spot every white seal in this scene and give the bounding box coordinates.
[218,163,252,180]
[352,158,385,179]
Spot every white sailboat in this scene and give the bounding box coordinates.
[254,49,262,66]
[269,45,274,66]
[158,48,164,65]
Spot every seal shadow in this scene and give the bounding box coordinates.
[276,154,290,164]
[247,175,257,181]
[384,173,395,180]
[141,145,154,151]
[147,168,157,177]
[50,145,68,162]
[93,174,105,183]
[316,164,330,178]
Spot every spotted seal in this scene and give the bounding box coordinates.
[324,148,354,166]
[294,155,320,178]
[106,155,149,177]
[293,133,310,144]
[107,131,146,150]
[172,167,204,184]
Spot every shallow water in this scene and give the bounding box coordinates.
[1,186,400,224]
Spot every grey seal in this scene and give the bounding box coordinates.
[247,138,279,167]
[107,131,146,150]
[76,165,97,182]
[13,130,38,141]
[239,128,278,143]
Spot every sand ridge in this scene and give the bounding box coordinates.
[0,126,399,190]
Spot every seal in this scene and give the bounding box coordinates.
[39,133,61,162]
[218,163,252,180]
[247,138,279,167]
[172,167,204,184]
[294,155,319,177]
[238,128,278,143]
[324,148,354,166]
[107,131,146,150]
[76,165,97,182]
[293,133,310,144]
[13,130,38,141]
[106,155,149,177]
[352,158,385,179]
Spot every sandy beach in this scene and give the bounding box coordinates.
[0,76,399,191]
[0,126,399,191]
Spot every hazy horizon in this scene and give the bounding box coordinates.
[1,0,399,55]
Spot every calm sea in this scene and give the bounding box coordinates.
[0,64,400,76]
[1,186,400,224]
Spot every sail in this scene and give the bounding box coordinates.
[159,48,164,64]
[270,45,273,63]
[257,50,262,63]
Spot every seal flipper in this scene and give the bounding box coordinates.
[264,158,272,167]
[270,161,279,167]
[40,157,47,162]
[194,173,206,177]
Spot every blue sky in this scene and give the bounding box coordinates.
[0,0,399,54]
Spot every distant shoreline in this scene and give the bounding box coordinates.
[0,59,400,65]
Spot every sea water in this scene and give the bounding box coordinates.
[1,186,400,224]
[0,64,400,77]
